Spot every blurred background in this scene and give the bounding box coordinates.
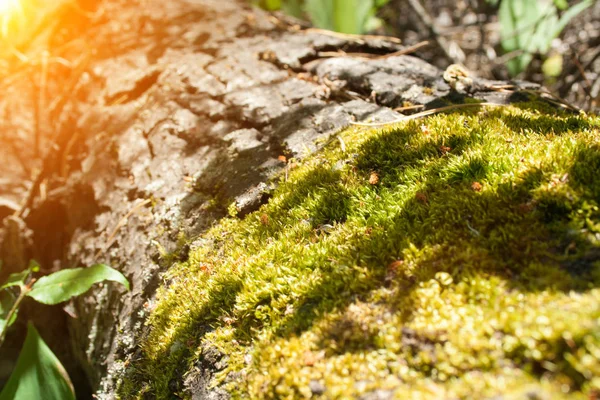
[255,0,600,112]
[0,0,598,115]
[0,0,596,207]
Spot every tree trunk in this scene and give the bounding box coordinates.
[0,0,539,397]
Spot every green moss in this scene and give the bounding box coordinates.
[119,105,600,399]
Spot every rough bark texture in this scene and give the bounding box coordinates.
[0,0,539,397]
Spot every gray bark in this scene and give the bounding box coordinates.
[0,0,534,397]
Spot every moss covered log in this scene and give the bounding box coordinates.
[119,103,600,399]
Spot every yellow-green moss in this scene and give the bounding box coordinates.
[119,104,600,399]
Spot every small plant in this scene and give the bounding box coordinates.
[305,0,389,34]
[0,261,129,400]
[254,0,389,34]
[497,0,592,76]
[260,0,591,77]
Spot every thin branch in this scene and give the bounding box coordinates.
[303,28,402,45]
[559,46,600,98]
[316,41,429,60]
[34,50,49,158]
[351,102,508,127]
[0,283,32,348]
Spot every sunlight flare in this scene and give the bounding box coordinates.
[0,0,19,14]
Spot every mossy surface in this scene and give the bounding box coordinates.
[120,104,600,399]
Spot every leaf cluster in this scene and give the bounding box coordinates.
[498,0,592,75]
[0,262,129,400]
[254,0,389,34]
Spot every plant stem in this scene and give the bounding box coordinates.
[0,285,30,349]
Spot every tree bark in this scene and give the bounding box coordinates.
[0,0,537,397]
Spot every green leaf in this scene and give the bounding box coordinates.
[0,313,17,334]
[552,0,593,38]
[364,15,384,32]
[281,0,304,18]
[27,264,129,305]
[333,0,373,34]
[263,0,281,11]
[305,0,335,31]
[305,0,386,34]
[28,259,40,273]
[553,0,568,10]
[499,0,556,75]
[542,53,563,77]
[0,260,40,290]
[0,271,28,290]
[499,0,591,76]
[0,323,75,400]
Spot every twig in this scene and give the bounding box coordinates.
[13,51,91,218]
[60,130,80,178]
[0,279,34,348]
[571,52,593,97]
[34,50,50,158]
[15,167,45,218]
[351,102,507,127]
[0,53,71,91]
[48,51,90,121]
[522,89,581,112]
[489,84,517,91]
[303,28,402,45]
[376,41,430,58]
[317,41,429,60]
[493,48,526,66]
[0,29,81,91]
[394,104,425,112]
[559,46,600,98]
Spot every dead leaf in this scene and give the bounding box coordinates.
[387,260,403,272]
[439,146,451,154]
[415,192,428,204]
[200,264,213,273]
[369,172,379,185]
[385,260,403,284]
[304,351,316,366]
[260,214,269,225]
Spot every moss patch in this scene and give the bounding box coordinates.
[120,105,600,399]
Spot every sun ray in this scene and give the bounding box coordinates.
[0,0,26,41]
[0,0,20,14]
